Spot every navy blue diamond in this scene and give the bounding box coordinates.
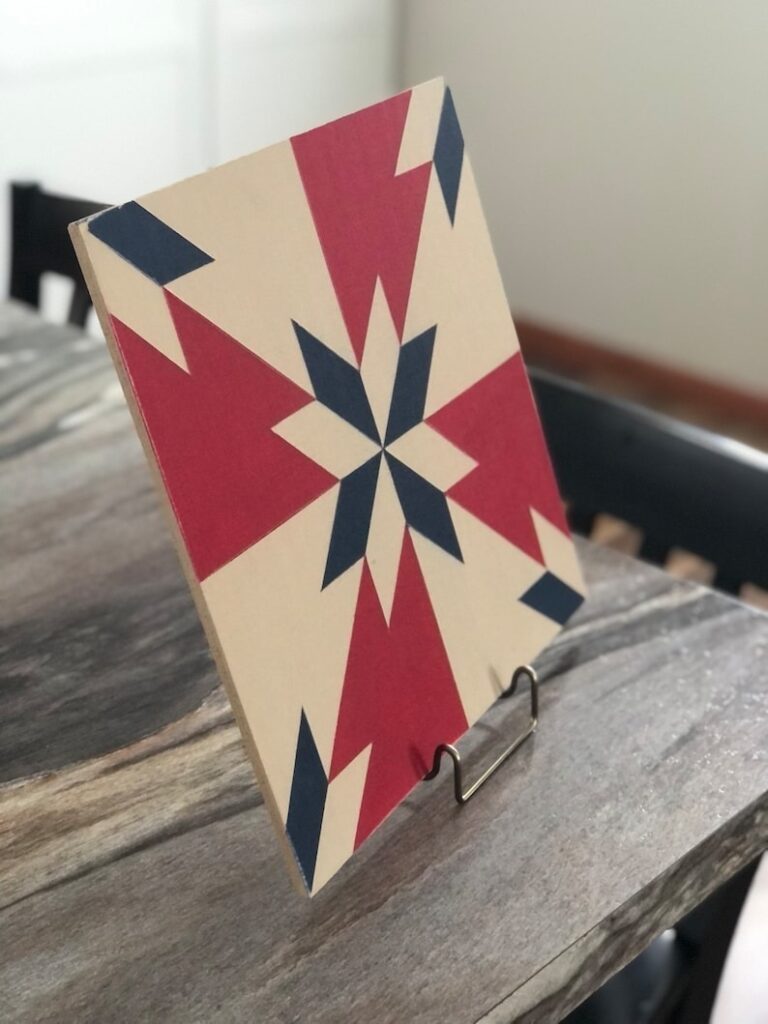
[521,572,584,625]
[433,87,464,225]
[385,326,436,445]
[285,710,328,890]
[88,202,213,285]
[386,453,463,562]
[323,455,380,589]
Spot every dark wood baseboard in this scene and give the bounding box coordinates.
[515,316,768,434]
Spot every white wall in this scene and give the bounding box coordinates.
[214,0,397,163]
[1,0,397,316]
[401,1,768,395]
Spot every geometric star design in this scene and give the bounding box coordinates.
[75,78,587,896]
[275,284,475,620]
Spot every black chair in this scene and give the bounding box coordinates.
[529,367,766,1023]
[561,860,758,1024]
[9,181,108,328]
[530,367,768,594]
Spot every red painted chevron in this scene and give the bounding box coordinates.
[428,353,569,564]
[111,291,336,580]
[330,531,468,847]
[291,90,431,364]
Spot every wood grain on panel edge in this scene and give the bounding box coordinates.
[68,219,308,897]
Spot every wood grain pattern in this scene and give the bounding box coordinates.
[0,303,217,783]
[2,303,767,1022]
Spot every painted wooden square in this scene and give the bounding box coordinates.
[71,79,585,895]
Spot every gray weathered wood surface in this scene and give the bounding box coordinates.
[2,301,767,1024]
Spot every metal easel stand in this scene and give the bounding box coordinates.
[424,665,539,805]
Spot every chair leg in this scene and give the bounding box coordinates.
[9,181,42,308]
[68,286,92,329]
[653,858,760,1024]
[639,534,671,566]
[712,569,742,596]
[568,506,597,537]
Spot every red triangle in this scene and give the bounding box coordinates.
[291,90,431,363]
[112,291,336,580]
[428,354,569,563]
[330,532,468,847]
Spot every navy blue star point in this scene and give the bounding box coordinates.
[293,321,380,444]
[322,455,379,589]
[385,325,436,445]
[386,452,463,562]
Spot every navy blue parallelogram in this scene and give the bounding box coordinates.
[323,455,381,589]
[88,202,213,285]
[386,453,463,561]
[285,710,328,890]
[293,321,380,444]
[433,87,464,224]
[384,326,436,445]
[520,572,584,625]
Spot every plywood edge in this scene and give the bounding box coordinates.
[68,218,309,897]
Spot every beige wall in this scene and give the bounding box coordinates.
[401,1,768,395]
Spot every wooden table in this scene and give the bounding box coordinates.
[2,301,767,1024]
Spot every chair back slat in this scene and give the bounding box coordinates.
[638,535,672,566]
[530,366,768,592]
[9,181,108,327]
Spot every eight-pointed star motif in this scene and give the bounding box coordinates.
[273,284,476,621]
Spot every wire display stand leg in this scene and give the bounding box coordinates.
[424,665,539,805]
